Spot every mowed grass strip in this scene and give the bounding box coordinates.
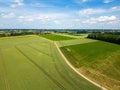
[56,33,88,39]
[40,34,75,41]
[57,38,97,47]
[60,41,120,90]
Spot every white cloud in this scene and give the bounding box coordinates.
[110,6,120,11]
[30,3,55,8]
[0,9,5,12]
[54,20,61,25]
[103,0,114,3]
[1,13,16,18]
[18,15,34,22]
[83,16,117,24]
[79,8,105,15]
[10,0,24,8]
[97,16,116,21]
[17,13,68,22]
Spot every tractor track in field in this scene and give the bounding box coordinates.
[54,42,108,90]
[50,42,85,89]
[27,43,77,89]
[49,43,78,90]
[15,46,66,90]
[27,44,51,57]
[50,40,85,89]
[0,49,11,90]
[27,43,80,89]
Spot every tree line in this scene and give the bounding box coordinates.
[0,31,38,37]
[87,33,120,44]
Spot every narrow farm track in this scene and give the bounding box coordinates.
[0,49,10,90]
[49,43,78,90]
[54,42,108,90]
[15,46,66,90]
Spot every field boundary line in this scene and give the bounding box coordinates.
[54,42,108,90]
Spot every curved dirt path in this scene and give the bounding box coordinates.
[54,42,108,90]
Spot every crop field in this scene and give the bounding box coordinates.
[0,35,101,90]
[56,34,88,39]
[61,41,120,90]
[57,38,97,47]
[40,34,75,41]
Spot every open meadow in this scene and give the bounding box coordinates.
[40,34,75,41]
[0,35,100,90]
[61,41,120,90]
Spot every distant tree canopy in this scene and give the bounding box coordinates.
[0,30,36,37]
[0,33,6,37]
[87,33,120,44]
[10,31,34,36]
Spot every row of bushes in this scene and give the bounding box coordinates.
[105,32,120,35]
[0,31,36,37]
[87,33,120,44]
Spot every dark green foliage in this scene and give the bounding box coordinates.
[0,33,6,37]
[0,31,35,37]
[87,33,120,44]
[10,31,34,36]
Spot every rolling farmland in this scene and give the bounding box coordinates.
[57,38,97,47]
[0,35,101,90]
[40,34,75,41]
[61,41,120,90]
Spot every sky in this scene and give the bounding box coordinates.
[0,0,120,29]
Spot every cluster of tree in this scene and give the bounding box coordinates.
[0,33,6,37]
[76,30,87,34]
[10,31,35,36]
[0,31,36,37]
[105,32,120,35]
[87,33,120,44]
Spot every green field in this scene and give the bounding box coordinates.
[57,34,88,39]
[40,34,75,41]
[61,41,120,90]
[0,35,100,90]
[57,38,97,47]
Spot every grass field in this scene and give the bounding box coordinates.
[57,38,97,47]
[56,34,88,39]
[0,35,100,90]
[60,41,120,90]
[40,34,75,41]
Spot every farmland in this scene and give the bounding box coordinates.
[56,34,88,39]
[61,41,120,90]
[57,38,97,47]
[0,35,100,90]
[40,34,75,41]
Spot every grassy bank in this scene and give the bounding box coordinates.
[61,41,120,90]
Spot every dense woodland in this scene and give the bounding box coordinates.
[87,33,120,44]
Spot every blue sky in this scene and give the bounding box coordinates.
[0,0,120,29]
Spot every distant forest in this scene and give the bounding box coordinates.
[87,32,120,44]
